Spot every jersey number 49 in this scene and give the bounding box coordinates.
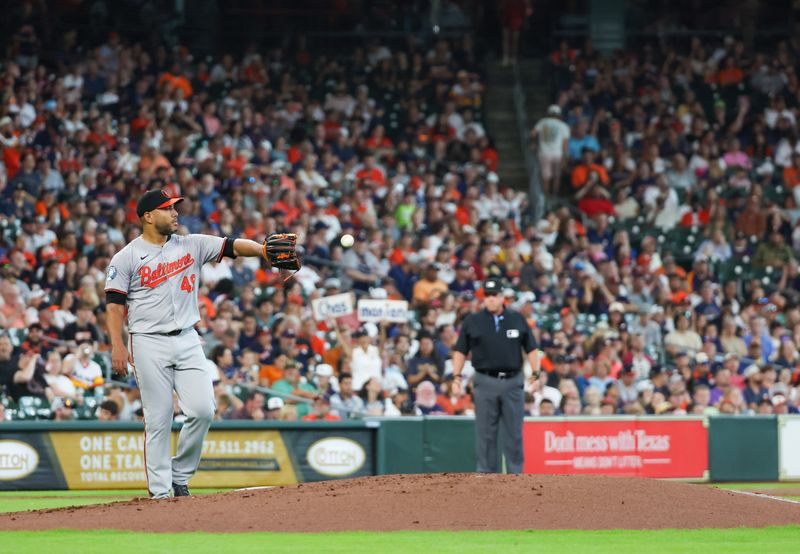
[181,274,197,293]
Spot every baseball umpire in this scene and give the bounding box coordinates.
[104,190,299,499]
[451,278,540,473]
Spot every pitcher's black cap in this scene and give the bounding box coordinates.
[137,190,184,217]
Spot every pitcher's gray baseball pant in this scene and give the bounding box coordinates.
[130,328,215,498]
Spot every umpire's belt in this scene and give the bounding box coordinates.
[477,369,519,379]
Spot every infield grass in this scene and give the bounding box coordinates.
[1,527,799,554]
[714,482,800,490]
[0,488,229,497]
[0,489,228,514]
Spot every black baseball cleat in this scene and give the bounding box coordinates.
[172,483,190,497]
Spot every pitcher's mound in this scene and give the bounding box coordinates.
[2,473,800,532]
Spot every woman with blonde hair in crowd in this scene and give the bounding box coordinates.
[719,316,747,358]
[582,386,602,415]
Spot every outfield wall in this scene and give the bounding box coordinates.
[0,421,378,490]
[0,416,797,489]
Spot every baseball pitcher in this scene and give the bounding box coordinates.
[104,190,299,499]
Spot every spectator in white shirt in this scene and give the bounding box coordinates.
[532,105,571,195]
[341,328,383,392]
[295,154,328,190]
[30,216,57,252]
[43,350,78,400]
[69,343,103,389]
[324,82,355,117]
[39,159,65,192]
[201,259,233,291]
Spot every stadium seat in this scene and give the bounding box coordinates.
[17,397,48,420]
[76,406,97,420]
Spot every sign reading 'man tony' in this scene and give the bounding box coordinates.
[357,299,409,322]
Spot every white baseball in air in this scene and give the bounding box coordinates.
[340,234,355,248]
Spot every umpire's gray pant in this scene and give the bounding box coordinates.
[473,370,525,473]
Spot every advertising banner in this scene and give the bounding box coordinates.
[778,416,800,479]
[523,417,709,479]
[0,434,67,489]
[357,299,409,322]
[284,429,373,481]
[311,293,354,320]
[0,424,375,490]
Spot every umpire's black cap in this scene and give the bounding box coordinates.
[137,189,184,217]
[483,278,502,294]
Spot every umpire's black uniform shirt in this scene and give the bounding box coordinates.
[454,307,536,371]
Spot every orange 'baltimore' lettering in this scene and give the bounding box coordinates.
[138,253,195,288]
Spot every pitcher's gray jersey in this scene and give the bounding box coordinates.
[104,234,228,333]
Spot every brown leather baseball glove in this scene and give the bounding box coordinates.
[263,233,301,270]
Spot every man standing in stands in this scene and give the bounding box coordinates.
[531,105,570,196]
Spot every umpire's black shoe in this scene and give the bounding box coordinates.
[172,483,190,497]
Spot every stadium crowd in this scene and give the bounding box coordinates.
[0,11,798,422]
[530,35,800,416]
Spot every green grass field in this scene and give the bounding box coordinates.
[0,489,228,513]
[714,482,800,490]
[1,487,799,553]
[2,528,799,554]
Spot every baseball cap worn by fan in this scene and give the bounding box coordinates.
[137,190,185,217]
[743,365,760,379]
[315,364,334,377]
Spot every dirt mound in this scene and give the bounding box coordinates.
[2,473,800,532]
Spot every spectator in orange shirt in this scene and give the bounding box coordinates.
[784,153,800,207]
[436,376,474,415]
[480,136,498,171]
[571,147,610,189]
[158,72,193,98]
[658,252,681,280]
[355,152,386,189]
[272,189,301,226]
[412,263,449,306]
[302,395,341,421]
[784,153,800,186]
[259,352,290,387]
[717,56,744,86]
[364,124,394,153]
[54,231,79,264]
[575,172,615,217]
